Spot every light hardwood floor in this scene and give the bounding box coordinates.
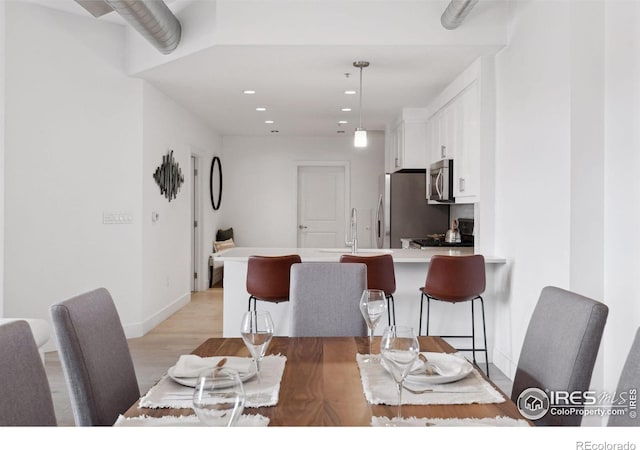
[44,287,512,426]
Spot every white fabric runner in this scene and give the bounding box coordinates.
[357,353,504,405]
[114,414,269,427]
[139,355,287,409]
[371,416,529,427]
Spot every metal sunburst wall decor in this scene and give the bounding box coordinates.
[153,150,184,202]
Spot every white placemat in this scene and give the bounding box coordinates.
[139,354,287,409]
[371,416,529,427]
[356,353,505,405]
[114,414,269,427]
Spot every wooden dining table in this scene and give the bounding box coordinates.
[123,336,529,426]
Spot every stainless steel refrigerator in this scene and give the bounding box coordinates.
[376,170,450,249]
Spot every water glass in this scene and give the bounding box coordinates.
[240,310,274,384]
[380,325,420,421]
[359,289,387,358]
[192,367,245,427]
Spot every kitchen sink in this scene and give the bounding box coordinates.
[318,248,393,254]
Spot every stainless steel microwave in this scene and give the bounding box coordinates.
[429,159,454,202]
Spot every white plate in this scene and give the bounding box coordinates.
[167,359,257,388]
[382,352,473,385]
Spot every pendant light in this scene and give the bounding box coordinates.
[353,61,369,148]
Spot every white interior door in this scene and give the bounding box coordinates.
[190,155,199,292]
[297,165,346,248]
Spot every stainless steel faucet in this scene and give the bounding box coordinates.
[345,207,358,254]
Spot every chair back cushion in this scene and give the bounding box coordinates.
[608,327,640,426]
[0,320,57,426]
[50,288,140,426]
[424,255,486,302]
[246,255,302,302]
[511,286,608,426]
[340,253,396,296]
[289,262,367,337]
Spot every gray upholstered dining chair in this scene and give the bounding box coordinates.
[289,262,367,337]
[0,320,57,426]
[50,287,140,426]
[511,286,608,426]
[608,327,640,426]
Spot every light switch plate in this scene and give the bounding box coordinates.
[103,212,133,225]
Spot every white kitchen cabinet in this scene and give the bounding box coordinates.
[425,56,492,204]
[428,100,457,164]
[386,109,429,172]
[452,80,480,202]
[424,56,495,248]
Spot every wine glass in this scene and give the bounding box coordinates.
[192,367,245,427]
[359,289,387,359]
[380,325,420,422]
[240,310,274,386]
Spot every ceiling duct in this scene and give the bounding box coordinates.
[75,0,181,54]
[441,0,479,30]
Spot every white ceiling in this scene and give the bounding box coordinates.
[137,44,500,136]
[22,0,506,137]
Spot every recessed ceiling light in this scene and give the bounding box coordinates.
[243,90,256,94]
[256,107,267,111]
[344,90,357,95]
[265,120,274,124]
[338,120,348,124]
[341,108,352,112]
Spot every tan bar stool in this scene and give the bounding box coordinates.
[246,254,302,311]
[419,254,489,376]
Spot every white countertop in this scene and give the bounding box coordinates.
[214,247,506,264]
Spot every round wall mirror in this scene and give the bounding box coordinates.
[210,156,222,211]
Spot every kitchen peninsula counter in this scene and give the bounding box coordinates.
[215,247,506,264]
[216,247,506,370]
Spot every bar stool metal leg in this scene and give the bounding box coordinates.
[248,296,257,311]
[471,299,477,366]
[386,294,396,326]
[426,296,431,336]
[419,293,424,335]
[479,296,489,376]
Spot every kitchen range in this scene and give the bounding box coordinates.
[410,218,475,249]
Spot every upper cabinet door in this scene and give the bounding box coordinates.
[452,80,480,202]
[385,110,429,172]
[401,120,428,169]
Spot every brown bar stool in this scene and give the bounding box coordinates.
[419,254,489,376]
[246,255,302,311]
[340,253,396,326]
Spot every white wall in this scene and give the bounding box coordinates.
[0,1,5,316]
[141,82,222,333]
[603,0,640,394]
[493,0,572,376]
[3,2,223,346]
[221,133,384,248]
[4,2,144,342]
[494,1,640,412]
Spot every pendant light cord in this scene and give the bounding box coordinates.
[358,65,363,129]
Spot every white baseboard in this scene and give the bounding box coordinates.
[492,346,516,380]
[122,292,191,338]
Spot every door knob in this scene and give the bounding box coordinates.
[298,225,308,230]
